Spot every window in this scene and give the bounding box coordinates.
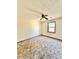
[48,21,56,33]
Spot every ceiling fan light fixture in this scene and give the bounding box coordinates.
[40,18,47,22]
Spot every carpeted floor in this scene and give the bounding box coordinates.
[17,36,62,59]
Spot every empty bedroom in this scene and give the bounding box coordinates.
[17,0,62,59]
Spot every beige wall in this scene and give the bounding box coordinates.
[17,0,42,42]
[17,0,62,42]
[17,17,41,42]
[41,18,62,40]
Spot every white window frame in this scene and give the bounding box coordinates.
[47,21,56,33]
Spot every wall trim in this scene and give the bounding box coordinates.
[40,34,62,41]
[17,35,41,43]
[17,34,62,43]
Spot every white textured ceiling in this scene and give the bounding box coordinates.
[18,0,62,20]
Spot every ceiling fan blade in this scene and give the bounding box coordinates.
[26,8,42,15]
[45,17,48,20]
[40,18,43,20]
[45,15,48,16]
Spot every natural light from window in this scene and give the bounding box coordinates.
[48,21,56,33]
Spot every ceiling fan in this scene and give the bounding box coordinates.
[40,14,48,20]
[26,8,48,20]
[26,8,62,20]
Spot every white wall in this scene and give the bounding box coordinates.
[41,18,62,40]
[17,18,41,42]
